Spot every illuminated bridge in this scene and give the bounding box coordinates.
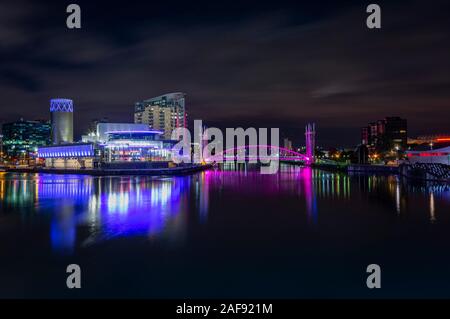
[205,123,316,165]
[205,145,311,164]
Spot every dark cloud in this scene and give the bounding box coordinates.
[0,0,449,146]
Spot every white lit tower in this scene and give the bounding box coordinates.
[305,123,316,165]
[50,98,74,144]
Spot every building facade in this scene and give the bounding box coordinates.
[2,119,51,159]
[82,122,151,144]
[406,137,450,165]
[134,92,186,139]
[361,116,407,151]
[50,98,74,144]
[384,117,407,149]
[39,123,174,169]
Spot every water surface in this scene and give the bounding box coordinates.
[0,166,449,298]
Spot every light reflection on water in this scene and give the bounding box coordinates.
[0,167,449,255]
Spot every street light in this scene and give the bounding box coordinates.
[395,145,400,162]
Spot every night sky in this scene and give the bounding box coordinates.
[0,0,449,146]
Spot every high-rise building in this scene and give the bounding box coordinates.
[384,116,407,149]
[361,127,369,145]
[369,122,378,146]
[283,138,293,150]
[360,116,407,151]
[50,98,74,144]
[1,119,51,158]
[134,92,186,139]
[377,120,385,136]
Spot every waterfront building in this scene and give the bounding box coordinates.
[1,119,51,159]
[355,144,369,164]
[361,116,407,151]
[405,136,450,165]
[39,124,174,169]
[384,117,407,150]
[134,92,186,139]
[406,141,450,165]
[361,127,369,145]
[37,143,96,169]
[369,122,378,146]
[82,122,150,143]
[408,134,450,145]
[50,98,74,144]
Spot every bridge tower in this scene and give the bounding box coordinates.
[305,123,316,165]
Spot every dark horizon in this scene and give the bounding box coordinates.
[1,0,449,147]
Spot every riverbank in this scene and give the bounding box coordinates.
[314,162,450,183]
[313,163,399,174]
[6,163,213,176]
[311,162,347,172]
[347,164,399,174]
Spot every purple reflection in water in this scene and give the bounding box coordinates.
[33,175,191,253]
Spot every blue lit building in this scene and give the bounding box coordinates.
[38,123,175,169]
[38,143,96,169]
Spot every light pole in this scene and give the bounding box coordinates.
[395,145,400,162]
[0,134,3,164]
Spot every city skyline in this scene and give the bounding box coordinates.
[0,0,449,147]
[1,0,450,304]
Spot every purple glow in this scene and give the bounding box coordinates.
[105,130,163,134]
[305,123,316,165]
[50,98,73,112]
[38,144,94,158]
[205,145,310,162]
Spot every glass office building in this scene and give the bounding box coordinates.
[2,119,51,158]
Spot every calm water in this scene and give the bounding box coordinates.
[0,165,449,298]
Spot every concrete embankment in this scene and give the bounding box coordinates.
[314,162,449,183]
[312,163,399,174]
[6,164,212,176]
[311,163,348,172]
[347,164,399,174]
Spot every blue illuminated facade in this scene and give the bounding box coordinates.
[38,143,94,158]
[50,99,73,112]
[37,125,175,168]
[50,98,74,144]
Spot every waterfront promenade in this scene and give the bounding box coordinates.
[6,163,212,176]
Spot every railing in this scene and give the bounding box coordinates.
[400,163,450,181]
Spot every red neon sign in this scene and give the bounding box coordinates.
[408,152,450,157]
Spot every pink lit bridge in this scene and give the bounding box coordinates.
[204,145,311,164]
[204,123,316,165]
